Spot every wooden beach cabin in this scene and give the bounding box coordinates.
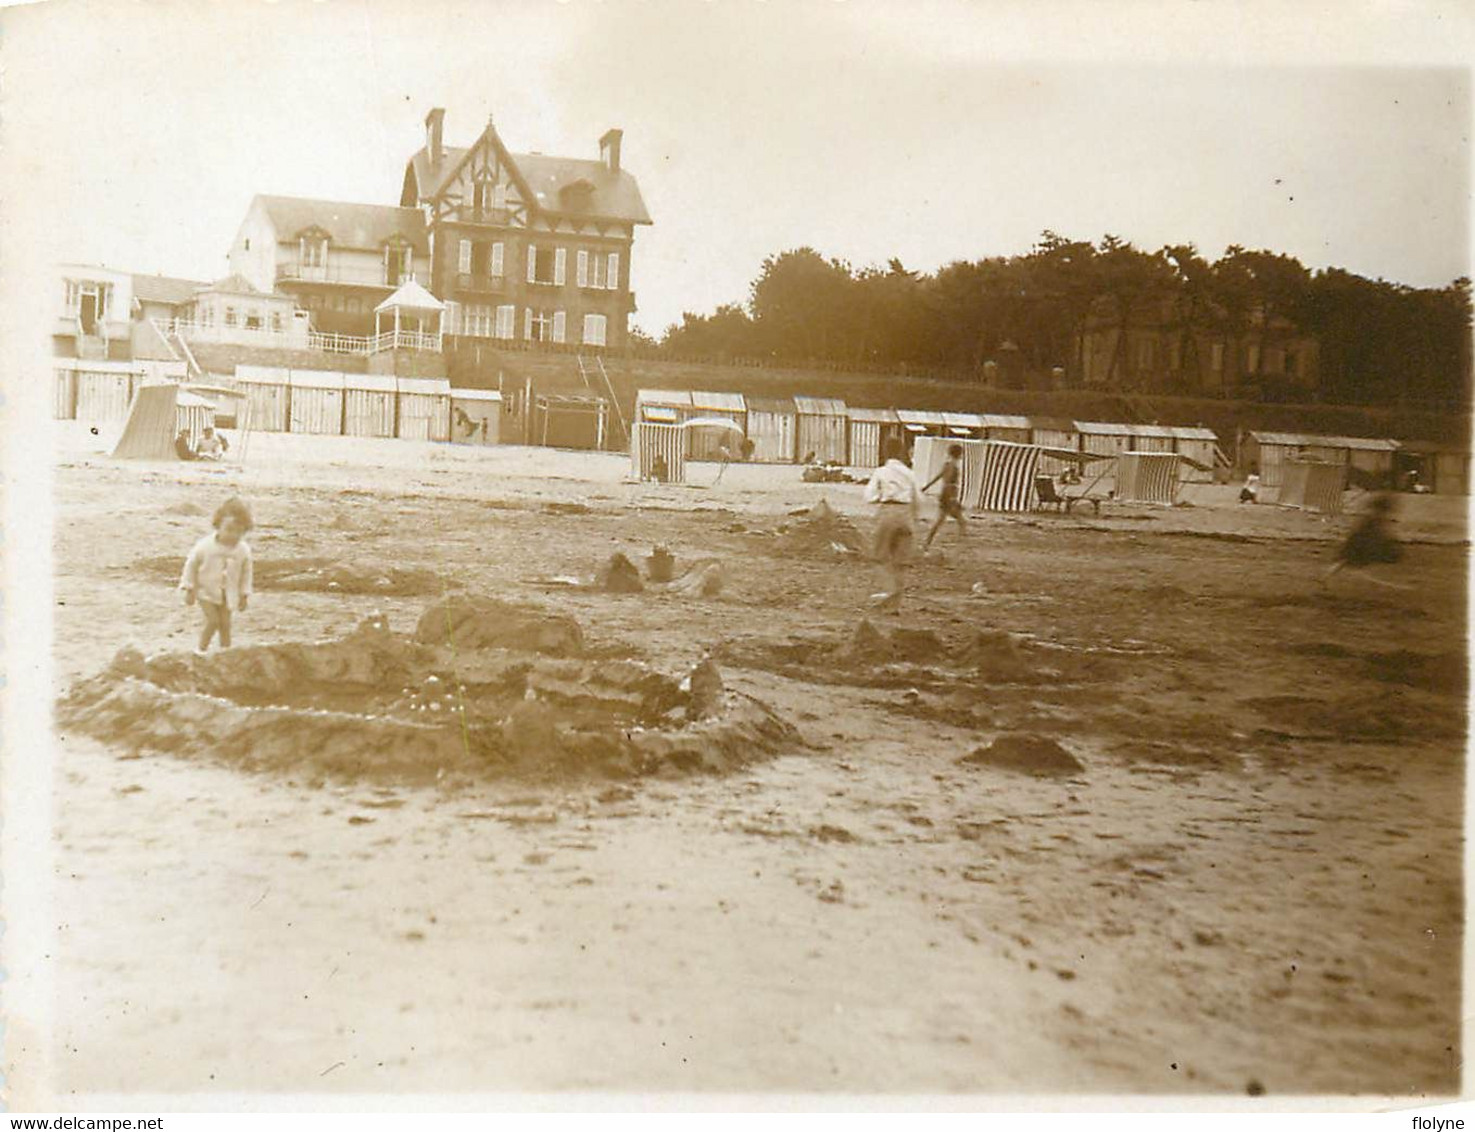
[794,396,848,464]
[288,369,345,435]
[746,397,798,463]
[343,373,398,438]
[396,376,452,442]
[450,388,502,445]
[848,407,903,469]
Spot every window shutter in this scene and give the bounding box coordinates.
[524,308,532,340]
[498,305,514,339]
[576,250,589,288]
[554,248,567,286]
[527,245,537,283]
[607,252,620,291]
[553,310,566,344]
[491,242,504,278]
[582,314,596,345]
[459,240,471,274]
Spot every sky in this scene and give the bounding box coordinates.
[2,0,1472,337]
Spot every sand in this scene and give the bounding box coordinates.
[44,424,1466,1099]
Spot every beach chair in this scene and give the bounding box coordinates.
[1035,476,1069,512]
[1035,475,1105,516]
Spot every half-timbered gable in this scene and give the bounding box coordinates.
[403,108,652,351]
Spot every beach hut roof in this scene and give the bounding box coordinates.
[1130,424,1179,439]
[896,409,948,426]
[288,369,346,389]
[451,388,503,402]
[1167,425,1219,440]
[1248,430,1399,451]
[747,397,797,414]
[1076,420,1136,436]
[397,376,452,395]
[848,406,900,424]
[344,373,398,392]
[690,390,747,412]
[636,388,694,408]
[793,396,847,415]
[979,413,1032,430]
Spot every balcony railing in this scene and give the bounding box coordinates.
[276,263,405,288]
[166,316,439,356]
[309,328,443,355]
[166,316,311,348]
[454,273,508,294]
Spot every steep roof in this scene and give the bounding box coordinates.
[132,273,209,305]
[201,273,265,296]
[256,195,429,254]
[375,278,445,312]
[408,142,652,225]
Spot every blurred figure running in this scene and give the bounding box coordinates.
[1323,492,1405,587]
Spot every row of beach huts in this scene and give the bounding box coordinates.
[635,388,1222,480]
[54,359,504,446]
[634,388,1471,494]
[50,360,1469,493]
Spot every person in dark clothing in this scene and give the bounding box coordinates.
[175,430,199,461]
[1323,493,1403,585]
[922,443,967,549]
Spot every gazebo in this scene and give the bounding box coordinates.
[373,279,444,352]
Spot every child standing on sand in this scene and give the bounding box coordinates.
[863,438,922,612]
[922,443,968,550]
[180,497,255,653]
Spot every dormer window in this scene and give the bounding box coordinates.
[384,242,412,286]
[301,234,328,268]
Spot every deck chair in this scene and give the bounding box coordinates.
[1035,476,1069,512]
[1035,474,1105,516]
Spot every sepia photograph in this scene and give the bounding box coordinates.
[1,0,1471,1115]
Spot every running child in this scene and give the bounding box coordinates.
[180,496,255,652]
[863,438,922,612]
[922,443,967,550]
[1322,492,1404,587]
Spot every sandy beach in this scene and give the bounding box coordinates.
[46,425,1466,1100]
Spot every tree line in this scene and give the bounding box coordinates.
[646,233,1471,407]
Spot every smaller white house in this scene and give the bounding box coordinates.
[185,275,309,348]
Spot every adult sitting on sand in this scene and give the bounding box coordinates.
[196,427,228,461]
[863,438,921,613]
[174,429,198,461]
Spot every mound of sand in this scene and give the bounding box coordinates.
[960,734,1085,777]
[597,553,645,594]
[58,606,796,785]
[137,554,452,597]
[774,500,863,556]
[415,595,584,655]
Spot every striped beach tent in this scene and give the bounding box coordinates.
[1277,460,1345,515]
[913,435,987,507]
[1115,451,1181,505]
[976,441,1042,512]
[631,421,687,483]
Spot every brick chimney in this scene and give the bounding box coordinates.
[425,108,445,160]
[599,128,623,173]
